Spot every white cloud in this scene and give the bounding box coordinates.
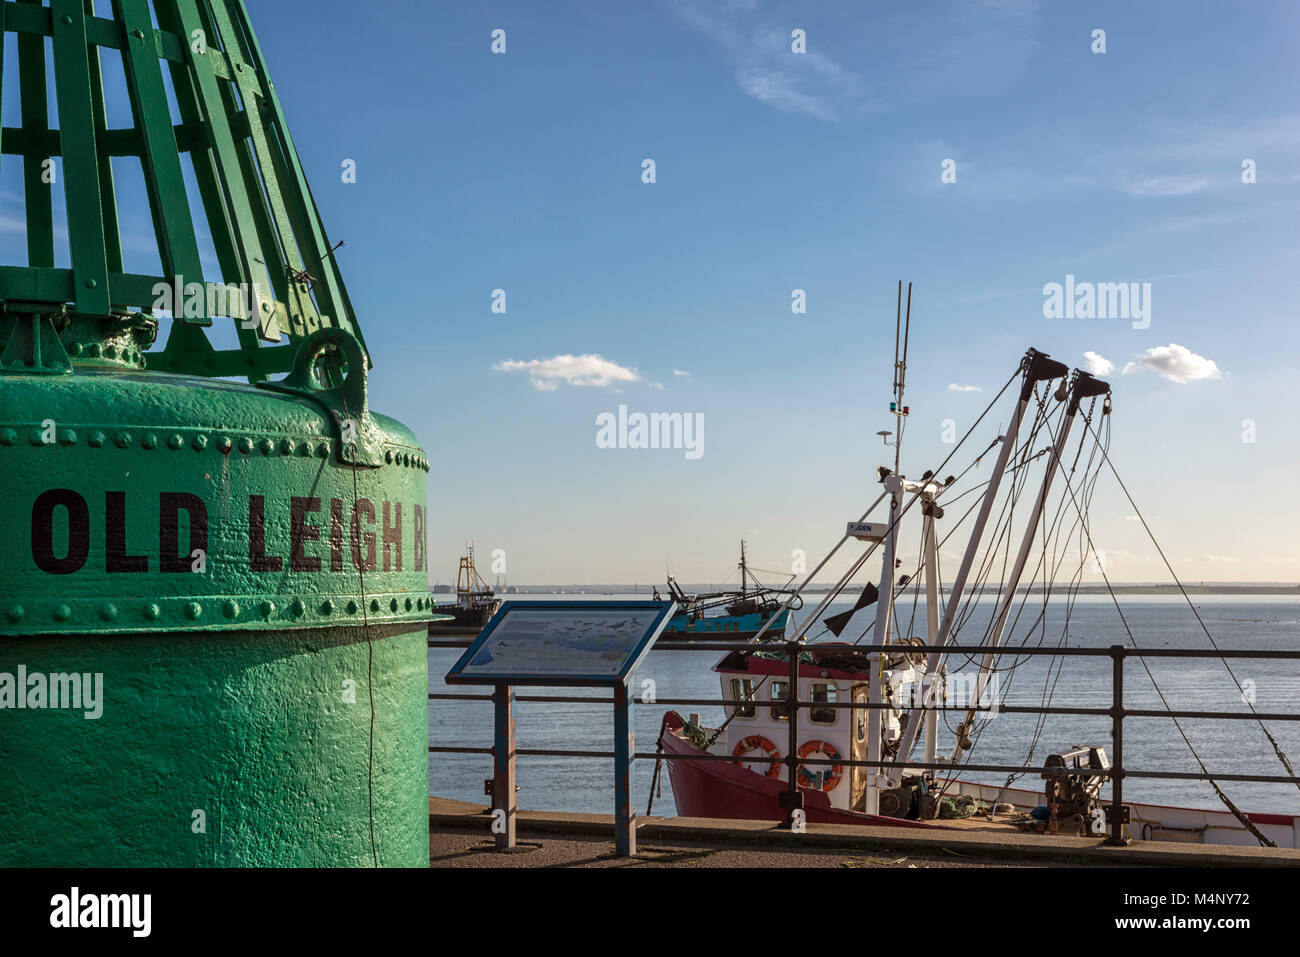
[493,354,641,391]
[666,0,860,121]
[1121,344,1221,384]
[672,369,691,376]
[1116,174,1212,198]
[947,383,982,392]
[1083,351,1114,375]
[667,1,1040,121]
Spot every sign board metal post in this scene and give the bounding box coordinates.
[492,682,517,850]
[614,680,635,856]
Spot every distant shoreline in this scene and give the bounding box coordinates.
[431,583,1300,597]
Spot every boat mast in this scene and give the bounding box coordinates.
[865,282,911,814]
[892,281,911,478]
[886,349,1071,784]
[456,543,471,610]
[921,489,941,766]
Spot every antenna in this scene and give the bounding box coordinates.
[888,281,913,475]
[900,282,912,398]
[893,281,902,397]
[739,539,748,596]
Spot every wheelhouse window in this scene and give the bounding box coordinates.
[810,683,838,725]
[854,689,868,742]
[729,678,756,718]
[770,680,791,721]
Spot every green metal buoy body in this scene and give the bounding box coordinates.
[0,0,432,866]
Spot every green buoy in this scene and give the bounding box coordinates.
[0,0,433,866]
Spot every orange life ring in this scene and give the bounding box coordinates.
[731,735,782,778]
[796,739,844,792]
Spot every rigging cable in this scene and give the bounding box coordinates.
[965,399,1110,792]
[1010,403,1109,780]
[937,386,1059,671]
[932,386,1066,790]
[1079,415,1300,797]
[1050,413,1278,847]
[705,362,1029,747]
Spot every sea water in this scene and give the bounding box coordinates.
[428,594,1300,816]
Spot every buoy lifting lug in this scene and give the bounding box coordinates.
[256,328,384,466]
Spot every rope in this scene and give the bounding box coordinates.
[1048,413,1277,847]
[1081,415,1300,796]
[934,385,1060,795]
[972,400,1108,790]
[931,396,1276,846]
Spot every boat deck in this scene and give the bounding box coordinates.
[934,816,1026,832]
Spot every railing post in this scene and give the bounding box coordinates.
[1107,646,1131,846]
[780,638,804,828]
[614,680,636,856]
[492,682,516,850]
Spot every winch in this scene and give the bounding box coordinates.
[1040,745,1112,836]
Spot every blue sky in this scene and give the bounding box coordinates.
[242,2,1297,583]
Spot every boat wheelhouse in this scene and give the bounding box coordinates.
[664,642,929,819]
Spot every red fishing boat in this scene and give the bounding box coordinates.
[653,302,1300,850]
[655,645,1300,847]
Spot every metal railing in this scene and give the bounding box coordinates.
[428,637,1300,851]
